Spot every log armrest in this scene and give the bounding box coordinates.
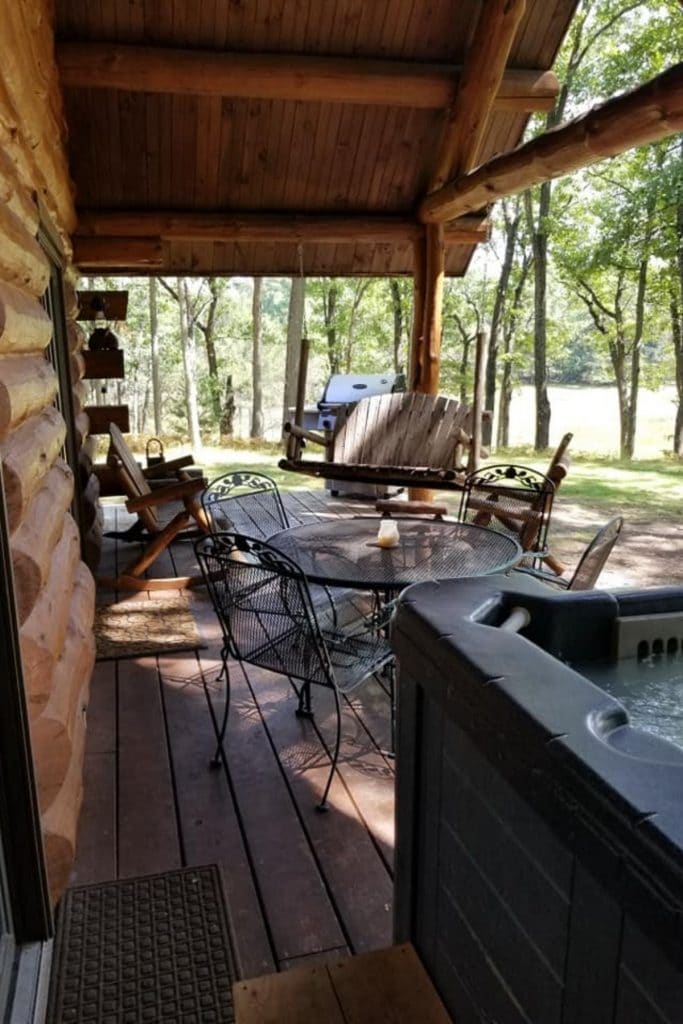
[376,499,450,518]
[143,455,196,478]
[283,422,330,448]
[125,477,204,513]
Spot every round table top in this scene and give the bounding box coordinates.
[269,517,521,591]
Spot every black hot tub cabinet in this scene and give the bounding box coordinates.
[392,575,683,1024]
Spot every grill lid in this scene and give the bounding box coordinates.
[320,372,404,406]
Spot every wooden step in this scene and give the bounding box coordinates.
[233,942,453,1023]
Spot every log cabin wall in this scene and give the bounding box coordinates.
[0,0,96,905]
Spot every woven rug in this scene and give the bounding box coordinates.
[47,865,236,1023]
[95,595,204,660]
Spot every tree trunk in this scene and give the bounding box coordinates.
[674,144,683,456]
[612,343,629,459]
[221,373,236,440]
[177,277,202,450]
[623,255,648,459]
[497,252,531,449]
[525,187,551,449]
[344,280,371,373]
[149,277,162,435]
[251,277,264,439]
[485,202,520,447]
[670,285,683,454]
[283,276,305,438]
[201,277,222,425]
[323,282,339,376]
[389,279,403,373]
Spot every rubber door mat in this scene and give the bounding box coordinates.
[47,865,235,1023]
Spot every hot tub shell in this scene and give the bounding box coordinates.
[392,575,683,1023]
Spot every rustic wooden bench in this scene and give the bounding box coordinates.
[280,391,482,492]
[233,943,453,1023]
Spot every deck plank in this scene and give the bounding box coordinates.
[117,656,182,878]
[329,943,453,1024]
[70,661,117,885]
[192,601,348,963]
[158,646,276,979]
[234,964,346,1024]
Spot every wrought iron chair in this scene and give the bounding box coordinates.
[201,470,289,538]
[195,532,394,811]
[202,469,372,631]
[459,464,555,566]
[516,516,624,591]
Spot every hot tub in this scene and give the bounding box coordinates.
[391,575,683,1024]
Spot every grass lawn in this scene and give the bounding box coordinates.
[153,440,682,525]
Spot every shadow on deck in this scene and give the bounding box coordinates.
[71,489,395,980]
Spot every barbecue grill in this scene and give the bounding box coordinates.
[297,370,405,497]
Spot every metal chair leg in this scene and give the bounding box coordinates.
[295,680,314,719]
[209,651,231,769]
[317,687,342,812]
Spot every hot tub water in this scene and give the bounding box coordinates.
[576,654,683,749]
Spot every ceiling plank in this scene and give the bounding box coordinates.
[419,62,683,223]
[56,42,559,113]
[74,210,489,244]
[428,0,527,192]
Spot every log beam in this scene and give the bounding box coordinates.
[74,211,489,247]
[420,63,683,223]
[429,0,527,192]
[57,43,559,113]
[72,236,163,269]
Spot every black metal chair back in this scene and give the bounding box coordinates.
[201,471,289,538]
[196,532,332,686]
[459,464,555,558]
[568,516,623,591]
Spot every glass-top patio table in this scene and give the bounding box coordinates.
[269,517,521,593]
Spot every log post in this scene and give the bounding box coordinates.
[408,231,426,391]
[409,223,444,500]
[287,333,310,461]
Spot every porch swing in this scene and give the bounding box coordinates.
[279,249,487,493]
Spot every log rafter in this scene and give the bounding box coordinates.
[74,210,488,245]
[429,0,527,192]
[56,42,560,113]
[420,62,683,223]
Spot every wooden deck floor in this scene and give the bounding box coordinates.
[70,489,395,980]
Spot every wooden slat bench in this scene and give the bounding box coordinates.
[233,943,453,1023]
[280,392,481,492]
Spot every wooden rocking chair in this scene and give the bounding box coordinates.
[98,424,209,591]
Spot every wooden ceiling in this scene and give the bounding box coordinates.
[55,0,579,277]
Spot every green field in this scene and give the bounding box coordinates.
[125,382,683,525]
[181,443,682,525]
[506,384,678,460]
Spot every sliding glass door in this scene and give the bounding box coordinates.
[0,830,15,1017]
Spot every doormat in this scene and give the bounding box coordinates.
[94,595,205,660]
[47,865,236,1023]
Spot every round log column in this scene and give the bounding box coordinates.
[409,223,444,500]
